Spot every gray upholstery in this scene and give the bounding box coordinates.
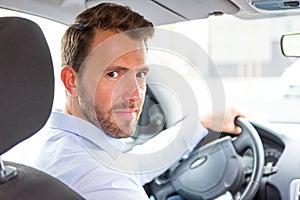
[1,161,83,200]
[0,17,54,155]
[0,17,83,199]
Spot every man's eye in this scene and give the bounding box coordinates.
[136,71,147,78]
[107,71,119,78]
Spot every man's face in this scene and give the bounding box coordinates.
[77,30,148,138]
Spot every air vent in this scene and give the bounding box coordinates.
[250,0,300,10]
[290,179,300,200]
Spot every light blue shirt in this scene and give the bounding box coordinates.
[3,112,207,200]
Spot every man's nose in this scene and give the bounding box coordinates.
[122,76,144,102]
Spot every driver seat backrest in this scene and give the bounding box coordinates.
[0,17,83,200]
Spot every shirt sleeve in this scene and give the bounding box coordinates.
[70,166,150,200]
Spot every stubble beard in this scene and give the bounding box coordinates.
[95,107,138,138]
[78,88,140,138]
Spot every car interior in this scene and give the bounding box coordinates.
[1,0,300,200]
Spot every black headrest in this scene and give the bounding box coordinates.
[0,17,54,155]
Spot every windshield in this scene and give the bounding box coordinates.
[1,8,299,123]
[159,15,300,123]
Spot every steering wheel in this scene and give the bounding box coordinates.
[149,117,265,200]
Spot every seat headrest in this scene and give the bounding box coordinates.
[0,17,54,155]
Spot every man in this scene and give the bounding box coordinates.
[4,3,243,199]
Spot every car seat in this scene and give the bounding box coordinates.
[0,17,83,200]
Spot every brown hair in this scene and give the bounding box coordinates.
[61,2,154,72]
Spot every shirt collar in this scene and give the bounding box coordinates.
[47,112,126,158]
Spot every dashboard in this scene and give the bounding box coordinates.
[253,123,284,166]
[250,122,300,200]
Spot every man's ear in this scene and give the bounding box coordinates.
[61,66,79,97]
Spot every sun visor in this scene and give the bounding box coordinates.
[150,0,240,19]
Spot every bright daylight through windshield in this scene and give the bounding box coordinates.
[1,8,300,123]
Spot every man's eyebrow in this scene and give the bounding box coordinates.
[105,66,130,72]
[139,65,149,72]
[105,65,150,72]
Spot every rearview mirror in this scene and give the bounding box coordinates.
[281,32,300,57]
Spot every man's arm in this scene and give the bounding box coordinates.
[199,107,245,134]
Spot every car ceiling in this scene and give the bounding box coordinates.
[1,0,300,25]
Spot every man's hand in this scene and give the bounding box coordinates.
[199,107,245,134]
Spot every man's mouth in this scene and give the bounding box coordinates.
[113,109,139,121]
[112,101,142,121]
